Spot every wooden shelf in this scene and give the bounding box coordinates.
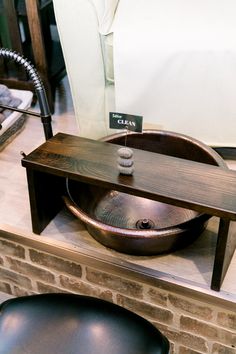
[22,133,236,220]
[22,133,236,291]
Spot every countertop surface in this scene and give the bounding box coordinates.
[1,78,236,304]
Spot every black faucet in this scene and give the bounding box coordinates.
[0,48,53,140]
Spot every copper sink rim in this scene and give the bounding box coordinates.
[101,129,227,169]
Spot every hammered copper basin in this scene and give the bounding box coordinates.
[65,130,227,255]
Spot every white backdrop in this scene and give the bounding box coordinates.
[113,0,236,146]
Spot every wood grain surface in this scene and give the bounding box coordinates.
[22,132,236,221]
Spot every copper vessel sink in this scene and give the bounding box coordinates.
[64,130,227,255]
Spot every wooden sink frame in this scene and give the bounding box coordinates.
[21,132,236,291]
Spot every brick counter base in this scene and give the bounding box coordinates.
[0,234,235,354]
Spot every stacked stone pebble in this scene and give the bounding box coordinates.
[0,84,22,125]
[117,147,134,175]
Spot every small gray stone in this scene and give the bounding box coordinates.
[118,165,134,175]
[118,147,133,159]
[117,157,134,167]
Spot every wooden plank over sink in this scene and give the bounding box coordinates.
[22,132,236,221]
[21,132,236,291]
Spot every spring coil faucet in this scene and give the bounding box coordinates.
[0,48,53,140]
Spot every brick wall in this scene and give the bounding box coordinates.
[0,235,235,354]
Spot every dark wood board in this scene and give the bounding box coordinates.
[22,132,236,221]
[21,132,236,291]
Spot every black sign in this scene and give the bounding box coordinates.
[109,112,143,133]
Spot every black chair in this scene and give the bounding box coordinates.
[0,293,169,354]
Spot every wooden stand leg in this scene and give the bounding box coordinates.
[26,169,65,234]
[211,218,236,291]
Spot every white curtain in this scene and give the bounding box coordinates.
[113,0,236,146]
